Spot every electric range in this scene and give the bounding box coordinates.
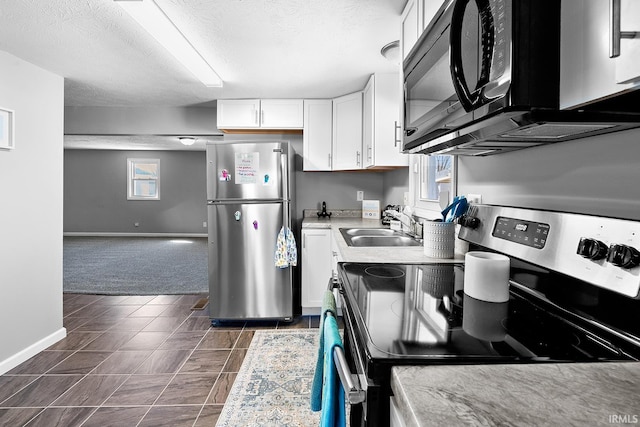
[334,205,640,426]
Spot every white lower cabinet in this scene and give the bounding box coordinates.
[301,228,333,313]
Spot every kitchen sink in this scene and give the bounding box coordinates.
[342,228,399,236]
[339,228,422,247]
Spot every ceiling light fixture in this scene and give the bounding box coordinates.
[114,0,222,87]
[178,136,197,146]
[380,40,400,64]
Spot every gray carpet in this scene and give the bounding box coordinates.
[63,236,208,295]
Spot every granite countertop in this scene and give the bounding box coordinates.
[391,363,640,427]
[302,216,466,264]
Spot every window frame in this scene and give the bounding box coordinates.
[409,154,457,219]
[127,158,161,201]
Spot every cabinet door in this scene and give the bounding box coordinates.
[366,73,408,168]
[260,99,304,129]
[217,99,260,128]
[363,77,375,168]
[301,229,333,311]
[401,0,421,60]
[422,0,443,31]
[560,0,640,108]
[332,92,363,170]
[303,100,333,171]
[615,0,640,84]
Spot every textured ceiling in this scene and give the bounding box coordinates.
[0,0,405,108]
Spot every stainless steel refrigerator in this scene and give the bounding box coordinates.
[206,141,295,322]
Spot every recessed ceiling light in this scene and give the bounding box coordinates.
[114,0,222,87]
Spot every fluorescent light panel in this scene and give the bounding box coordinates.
[115,0,222,87]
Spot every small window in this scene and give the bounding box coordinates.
[409,154,456,218]
[127,158,160,200]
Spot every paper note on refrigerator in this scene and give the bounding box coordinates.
[235,152,259,184]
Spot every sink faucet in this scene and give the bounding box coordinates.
[384,209,423,240]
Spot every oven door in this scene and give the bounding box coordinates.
[329,277,380,426]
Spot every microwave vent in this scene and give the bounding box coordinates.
[499,123,617,139]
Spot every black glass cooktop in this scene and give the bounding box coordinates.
[338,262,640,364]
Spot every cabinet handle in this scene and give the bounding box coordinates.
[610,0,638,58]
[261,109,264,125]
[394,121,401,147]
[328,153,332,168]
[254,109,259,125]
[303,234,306,248]
[356,151,361,166]
[367,146,372,162]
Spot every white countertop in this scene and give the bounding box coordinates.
[302,217,466,264]
[391,363,640,427]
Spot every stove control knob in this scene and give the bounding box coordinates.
[459,215,480,229]
[606,244,640,269]
[576,238,608,260]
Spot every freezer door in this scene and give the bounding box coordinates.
[206,141,288,201]
[208,202,293,320]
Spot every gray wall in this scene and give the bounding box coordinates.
[0,51,65,373]
[458,127,640,220]
[64,150,207,234]
[64,132,408,234]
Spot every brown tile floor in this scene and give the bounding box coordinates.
[0,293,322,427]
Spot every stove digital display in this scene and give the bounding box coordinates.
[492,216,549,249]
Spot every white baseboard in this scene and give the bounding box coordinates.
[0,327,67,375]
[64,232,208,238]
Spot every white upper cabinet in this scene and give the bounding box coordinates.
[363,73,408,169]
[422,1,443,31]
[259,99,304,129]
[217,99,303,129]
[303,99,333,171]
[217,99,261,128]
[401,0,421,60]
[332,92,363,170]
[402,0,444,60]
[560,0,640,109]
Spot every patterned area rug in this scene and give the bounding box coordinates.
[216,330,321,427]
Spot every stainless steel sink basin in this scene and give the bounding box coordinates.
[343,228,398,236]
[339,228,422,247]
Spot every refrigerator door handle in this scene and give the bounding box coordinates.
[279,150,289,230]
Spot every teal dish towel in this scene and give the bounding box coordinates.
[311,291,338,411]
[321,315,346,427]
[274,226,297,268]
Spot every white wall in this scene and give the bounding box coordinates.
[0,51,66,374]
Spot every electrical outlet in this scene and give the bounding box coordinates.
[203,221,207,228]
[134,222,140,227]
[467,194,482,204]
[403,192,409,205]
[357,191,364,201]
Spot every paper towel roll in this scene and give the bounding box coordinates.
[464,252,510,302]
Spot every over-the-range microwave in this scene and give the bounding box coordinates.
[403,0,640,156]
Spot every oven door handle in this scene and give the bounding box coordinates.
[332,344,366,404]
